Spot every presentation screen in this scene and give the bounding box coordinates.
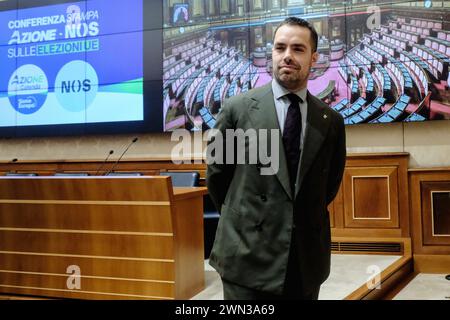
[1,1,449,136]
[0,0,163,137]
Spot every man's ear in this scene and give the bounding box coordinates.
[311,51,319,66]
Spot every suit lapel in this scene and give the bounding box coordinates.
[294,92,331,198]
[247,84,292,200]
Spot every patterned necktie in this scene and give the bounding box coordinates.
[282,93,302,192]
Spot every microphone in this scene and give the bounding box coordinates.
[9,158,18,174]
[95,150,114,176]
[104,137,138,175]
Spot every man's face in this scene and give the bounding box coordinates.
[272,24,318,92]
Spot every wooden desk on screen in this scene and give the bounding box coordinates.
[0,176,207,300]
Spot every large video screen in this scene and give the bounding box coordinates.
[162,0,450,131]
[0,0,163,137]
[1,1,449,137]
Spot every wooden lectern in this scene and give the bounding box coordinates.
[0,176,207,299]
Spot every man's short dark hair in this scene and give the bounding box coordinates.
[273,17,318,53]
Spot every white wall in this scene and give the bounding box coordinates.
[1,120,449,168]
[346,120,450,168]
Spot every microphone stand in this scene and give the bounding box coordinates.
[95,150,114,176]
[9,158,18,174]
[104,137,138,176]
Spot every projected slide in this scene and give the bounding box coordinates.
[0,0,143,127]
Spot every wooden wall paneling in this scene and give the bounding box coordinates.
[343,166,399,229]
[346,153,409,236]
[0,177,173,201]
[409,169,450,256]
[0,231,175,259]
[332,153,409,238]
[409,170,422,255]
[0,253,175,281]
[430,191,450,236]
[172,194,205,299]
[331,228,403,238]
[0,203,174,233]
[395,155,409,238]
[421,182,450,246]
[0,273,175,299]
[334,184,345,228]
[328,183,344,229]
[413,254,450,273]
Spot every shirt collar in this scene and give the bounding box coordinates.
[272,78,307,103]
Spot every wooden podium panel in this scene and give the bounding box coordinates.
[0,176,206,299]
[343,166,399,229]
[330,153,409,238]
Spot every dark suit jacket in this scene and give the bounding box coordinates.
[206,83,346,295]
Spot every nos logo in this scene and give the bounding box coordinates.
[55,60,98,112]
[61,79,92,93]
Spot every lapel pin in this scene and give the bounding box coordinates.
[323,114,328,119]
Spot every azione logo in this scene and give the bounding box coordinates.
[8,64,48,114]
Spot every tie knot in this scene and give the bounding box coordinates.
[286,93,302,104]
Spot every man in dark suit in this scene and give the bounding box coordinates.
[206,17,346,299]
